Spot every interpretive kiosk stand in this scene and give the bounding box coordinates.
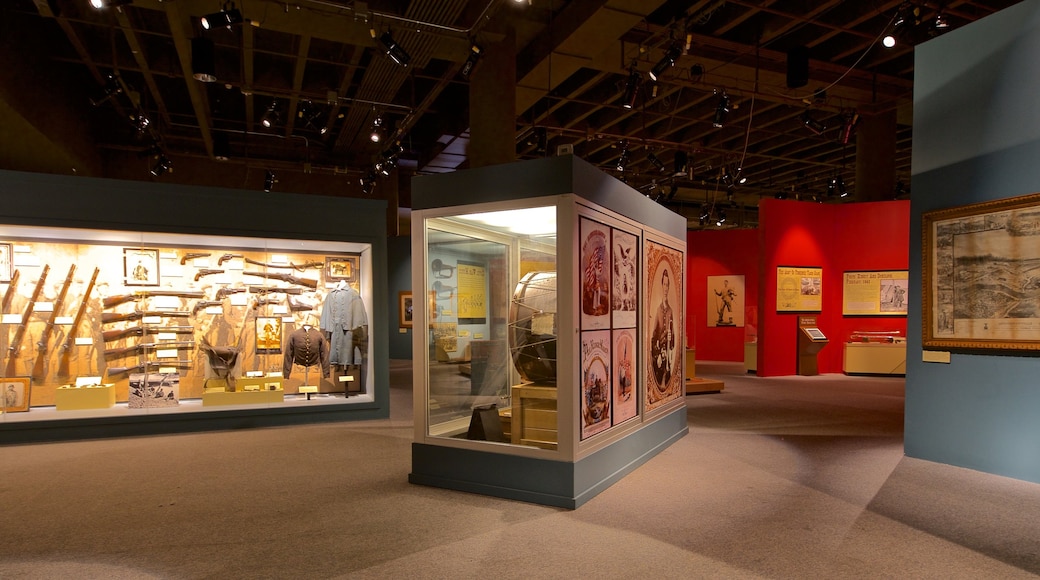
[408,155,688,509]
[797,316,828,376]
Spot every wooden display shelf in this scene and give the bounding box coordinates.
[510,384,557,450]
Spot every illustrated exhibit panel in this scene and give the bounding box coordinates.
[645,239,684,412]
[776,266,823,312]
[842,271,908,316]
[0,227,372,412]
[924,191,1040,351]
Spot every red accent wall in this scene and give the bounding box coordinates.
[757,199,910,377]
[686,229,758,361]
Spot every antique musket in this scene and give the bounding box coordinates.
[104,341,196,360]
[102,325,194,343]
[56,267,100,379]
[241,271,318,289]
[1,269,21,313]
[101,310,192,324]
[106,359,194,378]
[5,265,50,377]
[31,264,76,381]
[103,290,206,309]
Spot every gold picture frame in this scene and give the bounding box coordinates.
[2,377,32,412]
[399,291,413,328]
[923,192,1040,351]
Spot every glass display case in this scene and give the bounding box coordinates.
[409,155,688,508]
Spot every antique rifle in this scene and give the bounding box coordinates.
[192,300,224,315]
[248,285,303,295]
[101,310,191,324]
[106,359,193,378]
[2,269,21,313]
[56,267,100,379]
[103,290,206,309]
[31,264,76,381]
[216,287,247,300]
[193,269,225,282]
[242,271,318,289]
[289,260,324,271]
[102,325,194,343]
[5,265,50,377]
[104,341,195,360]
[180,252,211,265]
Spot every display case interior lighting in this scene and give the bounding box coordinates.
[455,206,557,236]
[91,0,133,8]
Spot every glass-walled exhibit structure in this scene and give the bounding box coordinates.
[409,155,689,508]
[0,169,389,440]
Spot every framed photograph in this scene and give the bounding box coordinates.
[645,239,684,411]
[255,317,283,354]
[611,227,638,329]
[0,242,11,283]
[580,217,611,330]
[399,291,413,328]
[924,192,1040,351]
[776,266,822,312]
[842,271,909,316]
[2,377,31,412]
[325,255,360,284]
[123,248,160,286]
[708,275,745,327]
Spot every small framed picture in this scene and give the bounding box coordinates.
[326,255,360,283]
[2,377,32,412]
[399,291,413,328]
[256,317,283,354]
[0,243,11,282]
[123,248,160,286]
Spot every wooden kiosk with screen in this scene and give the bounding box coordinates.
[797,316,828,376]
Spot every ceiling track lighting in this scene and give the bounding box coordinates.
[673,151,689,178]
[263,170,276,193]
[201,2,243,30]
[647,152,666,173]
[802,111,826,136]
[90,0,133,8]
[649,44,681,82]
[260,100,280,129]
[191,36,217,83]
[370,114,384,143]
[841,111,860,144]
[712,91,730,128]
[150,155,171,177]
[615,141,629,172]
[89,74,123,107]
[131,113,150,134]
[715,210,727,227]
[621,68,640,110]
[460,44,483,80]
[375,30,411,67]
[213,132,230,161]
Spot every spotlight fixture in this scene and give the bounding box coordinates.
[131,113,150,134]
[263,170,276,193]
[201,2,243,30]
[712,92,730,128]
[885,2,921,48]
[260,100,280,129]
[841,111,860,144]
[460,44,483,80]
[89,74,123,107]
[883,34,897,48]
[213,132,231,161]
[673,151,689,178]
[191,37,217,83]
[802,111,826,135]
[90,0,133,8]
[699,205,711,221]
[376,30,411,67]
[715,210,727,227]
[647,152,666,173]
[150,155,171,177]
[370,115,384,143]
[615,141,629,172]
[933,12,949,30]
[621,68,640,110]
[648,44,681,82]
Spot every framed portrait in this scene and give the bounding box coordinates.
[123,248,159,286]
[325,254,360,284]
[255,316,283,354]
[776,266,822,312]
[580,217,611,330]
[399,291,413,328]
[1,377,31,412]
[924,192,1040,351]
[645,239,684,411]
[611,227,638,329]
[842,271,909,316]
[0,242,11,283]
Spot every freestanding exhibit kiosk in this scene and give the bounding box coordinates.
[408,155,688,508]
[797,316,828,376]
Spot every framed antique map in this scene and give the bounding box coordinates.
[923,192,1040,351]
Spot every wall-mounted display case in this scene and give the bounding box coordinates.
[409,155,688,508]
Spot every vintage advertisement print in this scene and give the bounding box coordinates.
[843,271,909,316]
[776,266,822,312]
[612,328,637,425]
[645,240,683,411]
[924,192,1040,351]
[611,228,638,329]
[581,329,612,439]
[580,217,611,330]
[708,275,745,327]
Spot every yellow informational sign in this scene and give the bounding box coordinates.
[842,271,909,315]
[456,260,487,323]
[776,266,822,312]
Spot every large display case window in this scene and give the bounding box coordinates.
[0,224,374,422]
[423,206,557,445]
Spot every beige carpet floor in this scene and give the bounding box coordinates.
[1,361,1039,579]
